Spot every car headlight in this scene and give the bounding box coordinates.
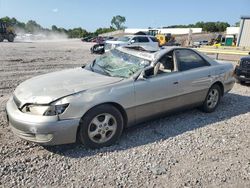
[23,104,69,116]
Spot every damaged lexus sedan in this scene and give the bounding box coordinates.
[6,46,235,148]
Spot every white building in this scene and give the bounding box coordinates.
[226,27,240,35]
[124,28,202,35]
[237,16,250,47]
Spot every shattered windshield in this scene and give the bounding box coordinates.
[91,49,150,78]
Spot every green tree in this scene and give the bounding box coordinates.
[111,15,126,30]
[95,27,116,35]
[51,25,58,31]
[216,22,230,32]
[67,27,88,38]
[0,16,26,31]
[0,16,12,24]
[25,20,42,33]
[234,21,240,27]
[203,22,218,32]
[195,21,205,29]
[164,21,230,32]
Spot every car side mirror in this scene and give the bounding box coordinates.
[130,39,135,44]
[138,70,147,80]
[137,67,154,80]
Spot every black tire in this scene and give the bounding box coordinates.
[0,35,3,42]
[200,84,221,113]
[235,79,241,84]
[240,80,245,84]
[7,34,14,42]
[78,104,124,149]
[90,47,94,54]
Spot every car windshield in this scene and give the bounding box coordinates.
[117,36,131,42]
[91,49,150,78]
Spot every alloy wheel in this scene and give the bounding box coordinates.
[207,89,219,109]
[88,113,117,144]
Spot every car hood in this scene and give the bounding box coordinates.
[14,68,123,105]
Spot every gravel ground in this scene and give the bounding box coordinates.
[0,40,250,188]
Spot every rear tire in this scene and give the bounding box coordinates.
[7,34,14,42]
[78,104,124,149]
[200,84,221,113]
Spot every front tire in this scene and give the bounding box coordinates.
[78,104,124,149]
[200,84,221,113]
[240,80,246,84]
[0,35,4,42]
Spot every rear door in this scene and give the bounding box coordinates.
[149,37,160,48]
[174,49,213,106]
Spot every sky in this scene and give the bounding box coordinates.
[0,0,250,31]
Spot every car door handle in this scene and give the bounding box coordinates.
[173,81,179,85]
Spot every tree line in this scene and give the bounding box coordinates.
[163,21,231,32]
[1,16,235,38]
[0,15,126,38]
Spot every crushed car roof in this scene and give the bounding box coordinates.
[116,46,181,62]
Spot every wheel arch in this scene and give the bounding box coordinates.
[211,81,224,96]
[76,102,128,140]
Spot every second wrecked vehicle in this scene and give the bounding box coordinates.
[105,35,159,51]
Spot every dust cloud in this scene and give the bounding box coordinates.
[15,28,68,42]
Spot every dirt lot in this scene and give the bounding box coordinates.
[0,40,250,187]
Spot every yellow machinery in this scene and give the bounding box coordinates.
[212,35,237,47]
[148,29,173,46]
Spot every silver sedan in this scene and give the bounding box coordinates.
[6,46,235,148]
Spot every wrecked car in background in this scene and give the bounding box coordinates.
[90,43,105,54]
[6,46,235,148]
[90,37,114,54]
[105,35,159,51]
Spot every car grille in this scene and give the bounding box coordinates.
[241,60,250,70]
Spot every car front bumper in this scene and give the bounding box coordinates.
[6,97,80,145]
[235,67,250,82]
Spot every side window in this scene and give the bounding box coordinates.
[132,37,139,43]
[150,37,158,42]
[175,49,209,71]
[155,51,175,75]
[138,37,149,43]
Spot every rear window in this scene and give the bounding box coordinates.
[175,49,209,71]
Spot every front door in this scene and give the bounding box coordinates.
[134,51,182,123]
[134,72,182,123]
